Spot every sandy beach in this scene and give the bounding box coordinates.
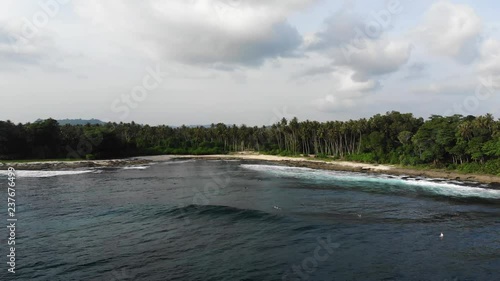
[3,153,500,185]
[138,153,500,185]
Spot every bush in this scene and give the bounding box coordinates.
[85,154,95,160]
[315,153,329,159]
[388,152,400,164]
[457,159,500,175]
[346,153,377,163]
[278,150,295,156]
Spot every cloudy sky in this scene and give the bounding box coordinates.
[1,0,499,126]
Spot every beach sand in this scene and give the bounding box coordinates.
[3,153,500,184]
[139,153,500,185]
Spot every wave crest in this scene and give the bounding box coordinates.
[161,204,282,222]
[0,170,93,178]
[241,164,500,200]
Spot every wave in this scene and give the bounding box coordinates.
[161,204,282,223]
[160,160,196,165]
[0,170,93,178]
[240,164,500,200]
[122,165,150,170]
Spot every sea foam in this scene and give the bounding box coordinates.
[240,164,500,200]
[122,165,150,170]
[0,170,93,178]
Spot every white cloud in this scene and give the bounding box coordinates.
[478,38,500,88]
[305,5,411,81]
[332,38,412,81]
[73,0,315,66]
[410,76,476,96]
[312,94,357,112]
[306,8,363,50]
[333,68,378,92]
[1,0,498,124]
[415,0,482,62]
[312,67,377,112]
[0,21,59,70]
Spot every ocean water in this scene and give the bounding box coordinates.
[0,160,499,280]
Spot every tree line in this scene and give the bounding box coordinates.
[1,111,499,174]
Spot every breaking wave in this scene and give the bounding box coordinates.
[160,160,197,165]
[122,165,150,170]
[240,164,500,200]
[0,170,93,178]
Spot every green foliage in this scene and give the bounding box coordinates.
[457,159,500,175]
[85,154,96,160]
[1,111,500,176]
[346,153,377,163]
[278,150,296,157]
[315,153,329,159]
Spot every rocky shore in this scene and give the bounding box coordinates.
[3,153,500,185]
[161,154,500,185]
[0,159,151,170]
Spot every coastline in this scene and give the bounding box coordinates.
[139,154,500,185]
[2,153,500,185]
[0,159,151,171]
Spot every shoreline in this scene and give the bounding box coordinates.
[2,154,500,185]
[141,154,500,185]
[0,159,151,171]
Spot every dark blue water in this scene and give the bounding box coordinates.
[1,160,499,280]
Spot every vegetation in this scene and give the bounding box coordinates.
[55,118,105,126]
[1,112,499,175]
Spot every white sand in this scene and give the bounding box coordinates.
[137,153,393,171]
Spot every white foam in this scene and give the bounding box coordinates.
[241,164,500,199]
[399,178,500,198]
[0,170,93,178]
[122,166,150,170]
[160,160,196,165]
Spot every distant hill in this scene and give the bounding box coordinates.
[56,119,106,125]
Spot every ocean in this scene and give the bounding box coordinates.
[0,160,499,280]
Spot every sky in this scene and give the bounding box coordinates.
[1,0,500,126]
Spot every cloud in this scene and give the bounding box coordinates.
[291,64,335,79]
[0,22,58,70]
[332,38,412,81]
[410,75,476,96]
[312,94,357,112]
[311,67,378,112]
[478,38,500,88]
[305,4,411,82]
[306,8,365,50]
[332,68,379,92]
[404,62,428,80]
[73,0,315,67]
[414,0,482,63]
